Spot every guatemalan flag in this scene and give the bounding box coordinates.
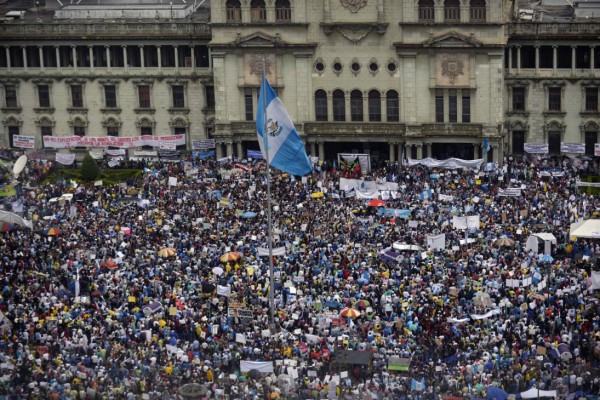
[256,75,312,176]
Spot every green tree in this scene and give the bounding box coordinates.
[80,154,100,181]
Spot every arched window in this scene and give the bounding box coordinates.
[445,0,460,22]
[418,0,434,22]
[350,90,363,122]
[368,90,381,122]
[584,123,599,156]
[386,90,399,122]
[315,90,328,121]
[226,0,241,23]
[4,117,21,148]
[470,0,486,22]
[275,0,291,22]
[251,0,266,23]
[332,90,346,122]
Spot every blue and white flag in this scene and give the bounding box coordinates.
[256,76,312,176]
[411,378,426,391]
[532,268,542,284]
[482,138,490,155]
[483,162,496,172]
[419,189,432,201]
[247,149,264,160]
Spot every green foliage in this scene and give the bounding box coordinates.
[80,154,100,181]
[44,169,143,186]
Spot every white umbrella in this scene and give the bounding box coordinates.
[212,266,224,276]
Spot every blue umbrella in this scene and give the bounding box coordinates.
[540,254,554,263]
[486,386,509,400]
[324,300,342,309]
[241,211,257,218]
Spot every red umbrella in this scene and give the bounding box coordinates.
[44,227,61,236]
[340,307,361,319]
[0,222,14,233]
[101,259,118,269]
[368,199,386,207]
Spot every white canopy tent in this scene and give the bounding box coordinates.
[0,210,32,229]
[569,219,600,239]
[524,233,556,256]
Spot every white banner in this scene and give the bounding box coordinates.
[217,285,232,297]
[438,194,454,202]
[452,215,480,230]
[470,308,501,320]
[407,157,484,170]
[426,233,446,251]
[257,246,286,257]
[43,134,185,149]
[524,143,548,154]
[560,142,585,154]
[13,135,35,149]
[497,188,522,197]
[240,360,274,374]
[55,152,76,165]
[89,150,105,160]
[591,271,600,290]
[108,159,120,168]
[191,139,216,150]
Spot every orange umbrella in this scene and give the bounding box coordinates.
[340,307,361,319]
[368,199,386,207]
[101,259,118,269]
[44,227,61,236]
[158,247,177,258]
[220,251,242,263]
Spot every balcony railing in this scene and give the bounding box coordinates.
[421,123,482,136]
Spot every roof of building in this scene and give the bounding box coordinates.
[0,0,210,23]
[515,0,600,21]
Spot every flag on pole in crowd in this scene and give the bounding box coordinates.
[256,75,312,176]
[411,378,426,391]
[483,138,490,155]
[419,188,433,201]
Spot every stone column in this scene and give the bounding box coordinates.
[89,46,94,70]
[22,46,27,68]
[516,45,521,74]
[140,46,145,70]
[571,45,577,74]
[55,46,60,69]
[389,143,395,162]
[416,144,423,160]
[236,141,243,159]
[318,142,325,161]
[157,45,162,71]
[122,45,128,70]
[591,46,596,72]
[105,46,111,71]
[38,46,44,70]
[216,143,223,159]
[492,144,500,164]
[5,47,10,71]
[473,143,480,159]
[226,142,233,157]
[72,46,77,69]
[552,45,558,74]
[508,46,513,74]
[190,45,195,70]
[174,45,179,70]
[310,142,316,157]
[535,45,540,74]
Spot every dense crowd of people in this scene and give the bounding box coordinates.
[0,150,599,399]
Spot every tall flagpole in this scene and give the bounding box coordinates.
[261,57,276,326]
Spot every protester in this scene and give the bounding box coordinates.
[0,151,598,400]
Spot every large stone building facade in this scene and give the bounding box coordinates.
[0,0,598,165]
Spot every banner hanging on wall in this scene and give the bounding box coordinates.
[42,134,185,149]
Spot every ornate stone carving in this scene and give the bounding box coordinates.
[340,0,368,13]
[248,54,272,77]
[441,54,464,85]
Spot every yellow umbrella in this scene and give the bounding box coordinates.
[311,192,324,199]
[220,251,242,263]
[158,247,177,258]
[340,307,361,319]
